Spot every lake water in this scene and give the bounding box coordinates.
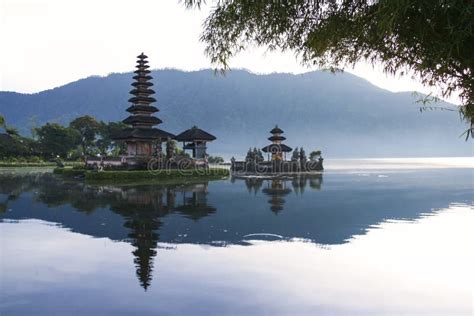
[0,159,473,315]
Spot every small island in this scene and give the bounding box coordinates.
[1,53,323,182]
[231,125,324,175]
[84,53,217,172]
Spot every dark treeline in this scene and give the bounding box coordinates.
[0,114,126,161]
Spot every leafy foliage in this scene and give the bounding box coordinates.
[309,150,322,161]
[35,123,80,158]
[208,155,224,163]
[185,0,473,133]
[69,115,101,157]
[0,134,38,158]
[96,121,128,155]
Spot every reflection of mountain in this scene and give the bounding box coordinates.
[1,170,472,289]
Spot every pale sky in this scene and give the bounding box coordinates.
[0,0,460,104]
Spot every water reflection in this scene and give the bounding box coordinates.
[0,173,217,290]
[241,175,323,213]
[0,170,472,292]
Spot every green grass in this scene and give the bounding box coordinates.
[0,161,82,168]
[0,162,55,167]
[53,167,86,177]
[53,167,229,182]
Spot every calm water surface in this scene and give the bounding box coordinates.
[0,159,473,315]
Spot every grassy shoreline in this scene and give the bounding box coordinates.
[0,162,82,168]
[53,167,230,183]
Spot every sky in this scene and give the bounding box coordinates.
[0,0,460,104]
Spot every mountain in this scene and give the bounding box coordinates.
[0,69,471,158]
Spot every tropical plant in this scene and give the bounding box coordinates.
[69,115,101,158]
[96,121,128,155]
[35,123,80,158]
[208,155,224,164]
[292,147,300,161]
[309,150,322,161]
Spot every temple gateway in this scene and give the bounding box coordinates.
[86,53,216,169]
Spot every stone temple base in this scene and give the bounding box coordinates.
[231,159,323,175]
[85,155,209,171]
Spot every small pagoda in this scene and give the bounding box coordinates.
[175,126,216,159]
[231,124,323,174]
[115,53,174,163]
[261,125,292,161]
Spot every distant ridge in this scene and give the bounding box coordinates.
[0,69,470,158]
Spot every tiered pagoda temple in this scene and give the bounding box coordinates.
[261,125,292,161]
[115,53,174,163]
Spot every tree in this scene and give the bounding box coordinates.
[309,150,322,161]
[35,123,80,158]
[299,147,307,162]
[0,133,38,158]
[69,116,101,158]
[0,115,19,137]
[186,0,473,135]
[5,127,19,137]
[96,121,128,155]
[256,149,264,162]
[245,147,254,161]
[208,155,224,164]
[292,147,300,161]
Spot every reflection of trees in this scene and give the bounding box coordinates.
[0,173,215,291]
[0,172,53,213]
[243,178,264,195]
[309,175,323,190]
[174,184,216,220]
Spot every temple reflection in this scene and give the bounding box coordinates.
[0,173,215,290]
[239,174,323,213]
[2,170,468,291]
[105,183,215,290]
[0,173,324,289]
[262,180,292,214]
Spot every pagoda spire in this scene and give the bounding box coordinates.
[125,53,160,121]
[114,53,175,160]
[261,125,292,161]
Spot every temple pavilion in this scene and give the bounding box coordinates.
[114,53,175,159]
[261,125,292,161]
[175,126,216,159]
